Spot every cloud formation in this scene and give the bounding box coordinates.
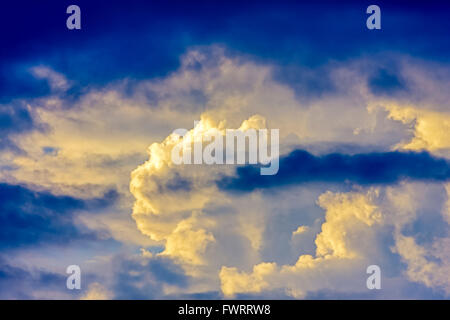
[1,44,450,299]
[218,150,450,192]
[220,185,450,297]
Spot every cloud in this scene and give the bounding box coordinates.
[6,48,449,198]
[160,214,216,265]
[2,1,449,107]
[111,254,189,299]
[445,184,450,224]
[80,282,112,300]
[218,150,450,192]
[0,102,37,152]
[219,189,384,298]
[393,234,450,295]
[1,45,450,299]
[387,182,450,295]
[129,114,263,267]
[219,185,450,298]
[122,48,450,298]
[220,262,277,297]
[371,102,450,154]
[30,66,70,92]
[292,226,309,237]
[0,257,68,299]
[0,183,117,249]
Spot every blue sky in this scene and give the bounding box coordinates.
[2,0,450,102]
[0,0,450,299]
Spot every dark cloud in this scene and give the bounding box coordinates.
[0,183,118,249]
[218,150,450,192]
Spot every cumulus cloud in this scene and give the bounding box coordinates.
[124,47,450,298]
[6,47,449,198]
[2,45,450,299]
[369,102,450,155]
[129,114,268,269]
[219,185,450,298]
[219,189,384,297]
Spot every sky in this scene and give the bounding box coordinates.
[0,0,450,299]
